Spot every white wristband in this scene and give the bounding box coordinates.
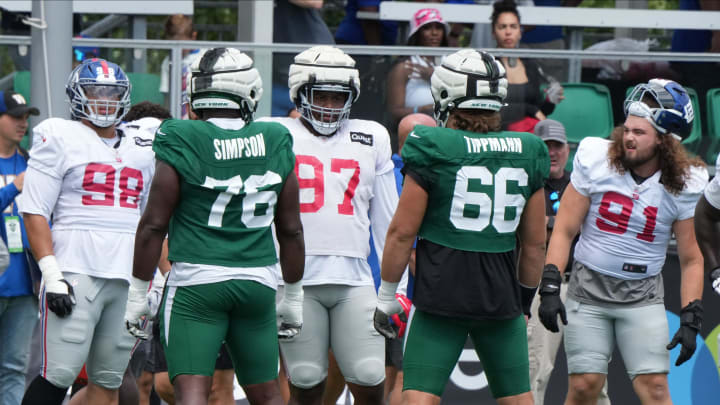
[283,281,303,300]
[38,255,63,282]
[378,280,399,301]
[129,276,150,294]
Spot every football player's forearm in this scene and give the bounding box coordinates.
[676,217,705,305]
[518,241,546,287]
[278,231,305,284]
[680,261,704,307]
[22,213,54,260]
[380,230,413,283]
[132,223,165,282]
[545,233,572,275]
[694,196,720,271]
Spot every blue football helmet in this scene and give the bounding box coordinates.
[66,58,131,128]
[624,79,694,140]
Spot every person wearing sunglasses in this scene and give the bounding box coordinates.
[538,78,707,405]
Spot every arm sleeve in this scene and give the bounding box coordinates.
[27,120,66,179]
[570,139,598,197]
[677,165,709,220]
[17,166,63,221]
[369,169,400,284]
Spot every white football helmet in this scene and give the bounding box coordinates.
[288,46,360,136]
[431,49,508,127]
[190,48,263,122]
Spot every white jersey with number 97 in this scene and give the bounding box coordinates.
[571,137,707,280]
[260,117,395,284]
[18,117,158,281]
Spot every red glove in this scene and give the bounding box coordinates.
[390,294,412,338]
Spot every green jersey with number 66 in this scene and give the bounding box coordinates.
[153,119,295,267]
[402,125,549,253]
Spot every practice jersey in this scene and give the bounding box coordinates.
[259,117,396,285]
[703,153,720,209]
[154,118,295,287]
[402,126,549,252]
[572,137,708,280]
[19,117,158,281]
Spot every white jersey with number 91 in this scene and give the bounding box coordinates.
[571,137,707,280]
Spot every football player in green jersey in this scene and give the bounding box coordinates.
[123,48,305,405]
[373,49,549,405]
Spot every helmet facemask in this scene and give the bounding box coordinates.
[68,80,130,128]
[298,84,354,136]
[623,79,693,141]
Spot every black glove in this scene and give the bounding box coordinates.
[538,264,567,333]
[46,279,76,318]
[667,299,703,366]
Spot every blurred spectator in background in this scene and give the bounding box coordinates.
[272,0,335,117]
[519,0,583,83]
[335,0,397,46]
[444,0,533,49]
[492,0,563,132]
[386,8,448,124]
[671,0,720,130]
[159,14,205,119]
[72,34,100,68]
[0,90,39,405]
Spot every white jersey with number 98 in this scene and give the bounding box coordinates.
[18,117,158,281]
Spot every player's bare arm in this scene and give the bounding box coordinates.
[667,217,704,366]
[516,188,547,288]
[673,218,704,306]
[133,160,181,282]
[23,214,54,260]
[694,195,720,273]
[125,159,180,339]
[275,171,305,284]
[374,175,427,339]
[381,175,427,284]
[545,183,590,273]
[539,183,589,332]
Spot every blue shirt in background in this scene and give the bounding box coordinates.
[0,151,31,297]
[335,0,398,45]
[671,0,712,53]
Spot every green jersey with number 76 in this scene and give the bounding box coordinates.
[402,125,549,252]
[153,118,295,267]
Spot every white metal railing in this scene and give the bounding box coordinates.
[2,35,719,118]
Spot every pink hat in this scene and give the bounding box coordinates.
[408,8,448,41]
